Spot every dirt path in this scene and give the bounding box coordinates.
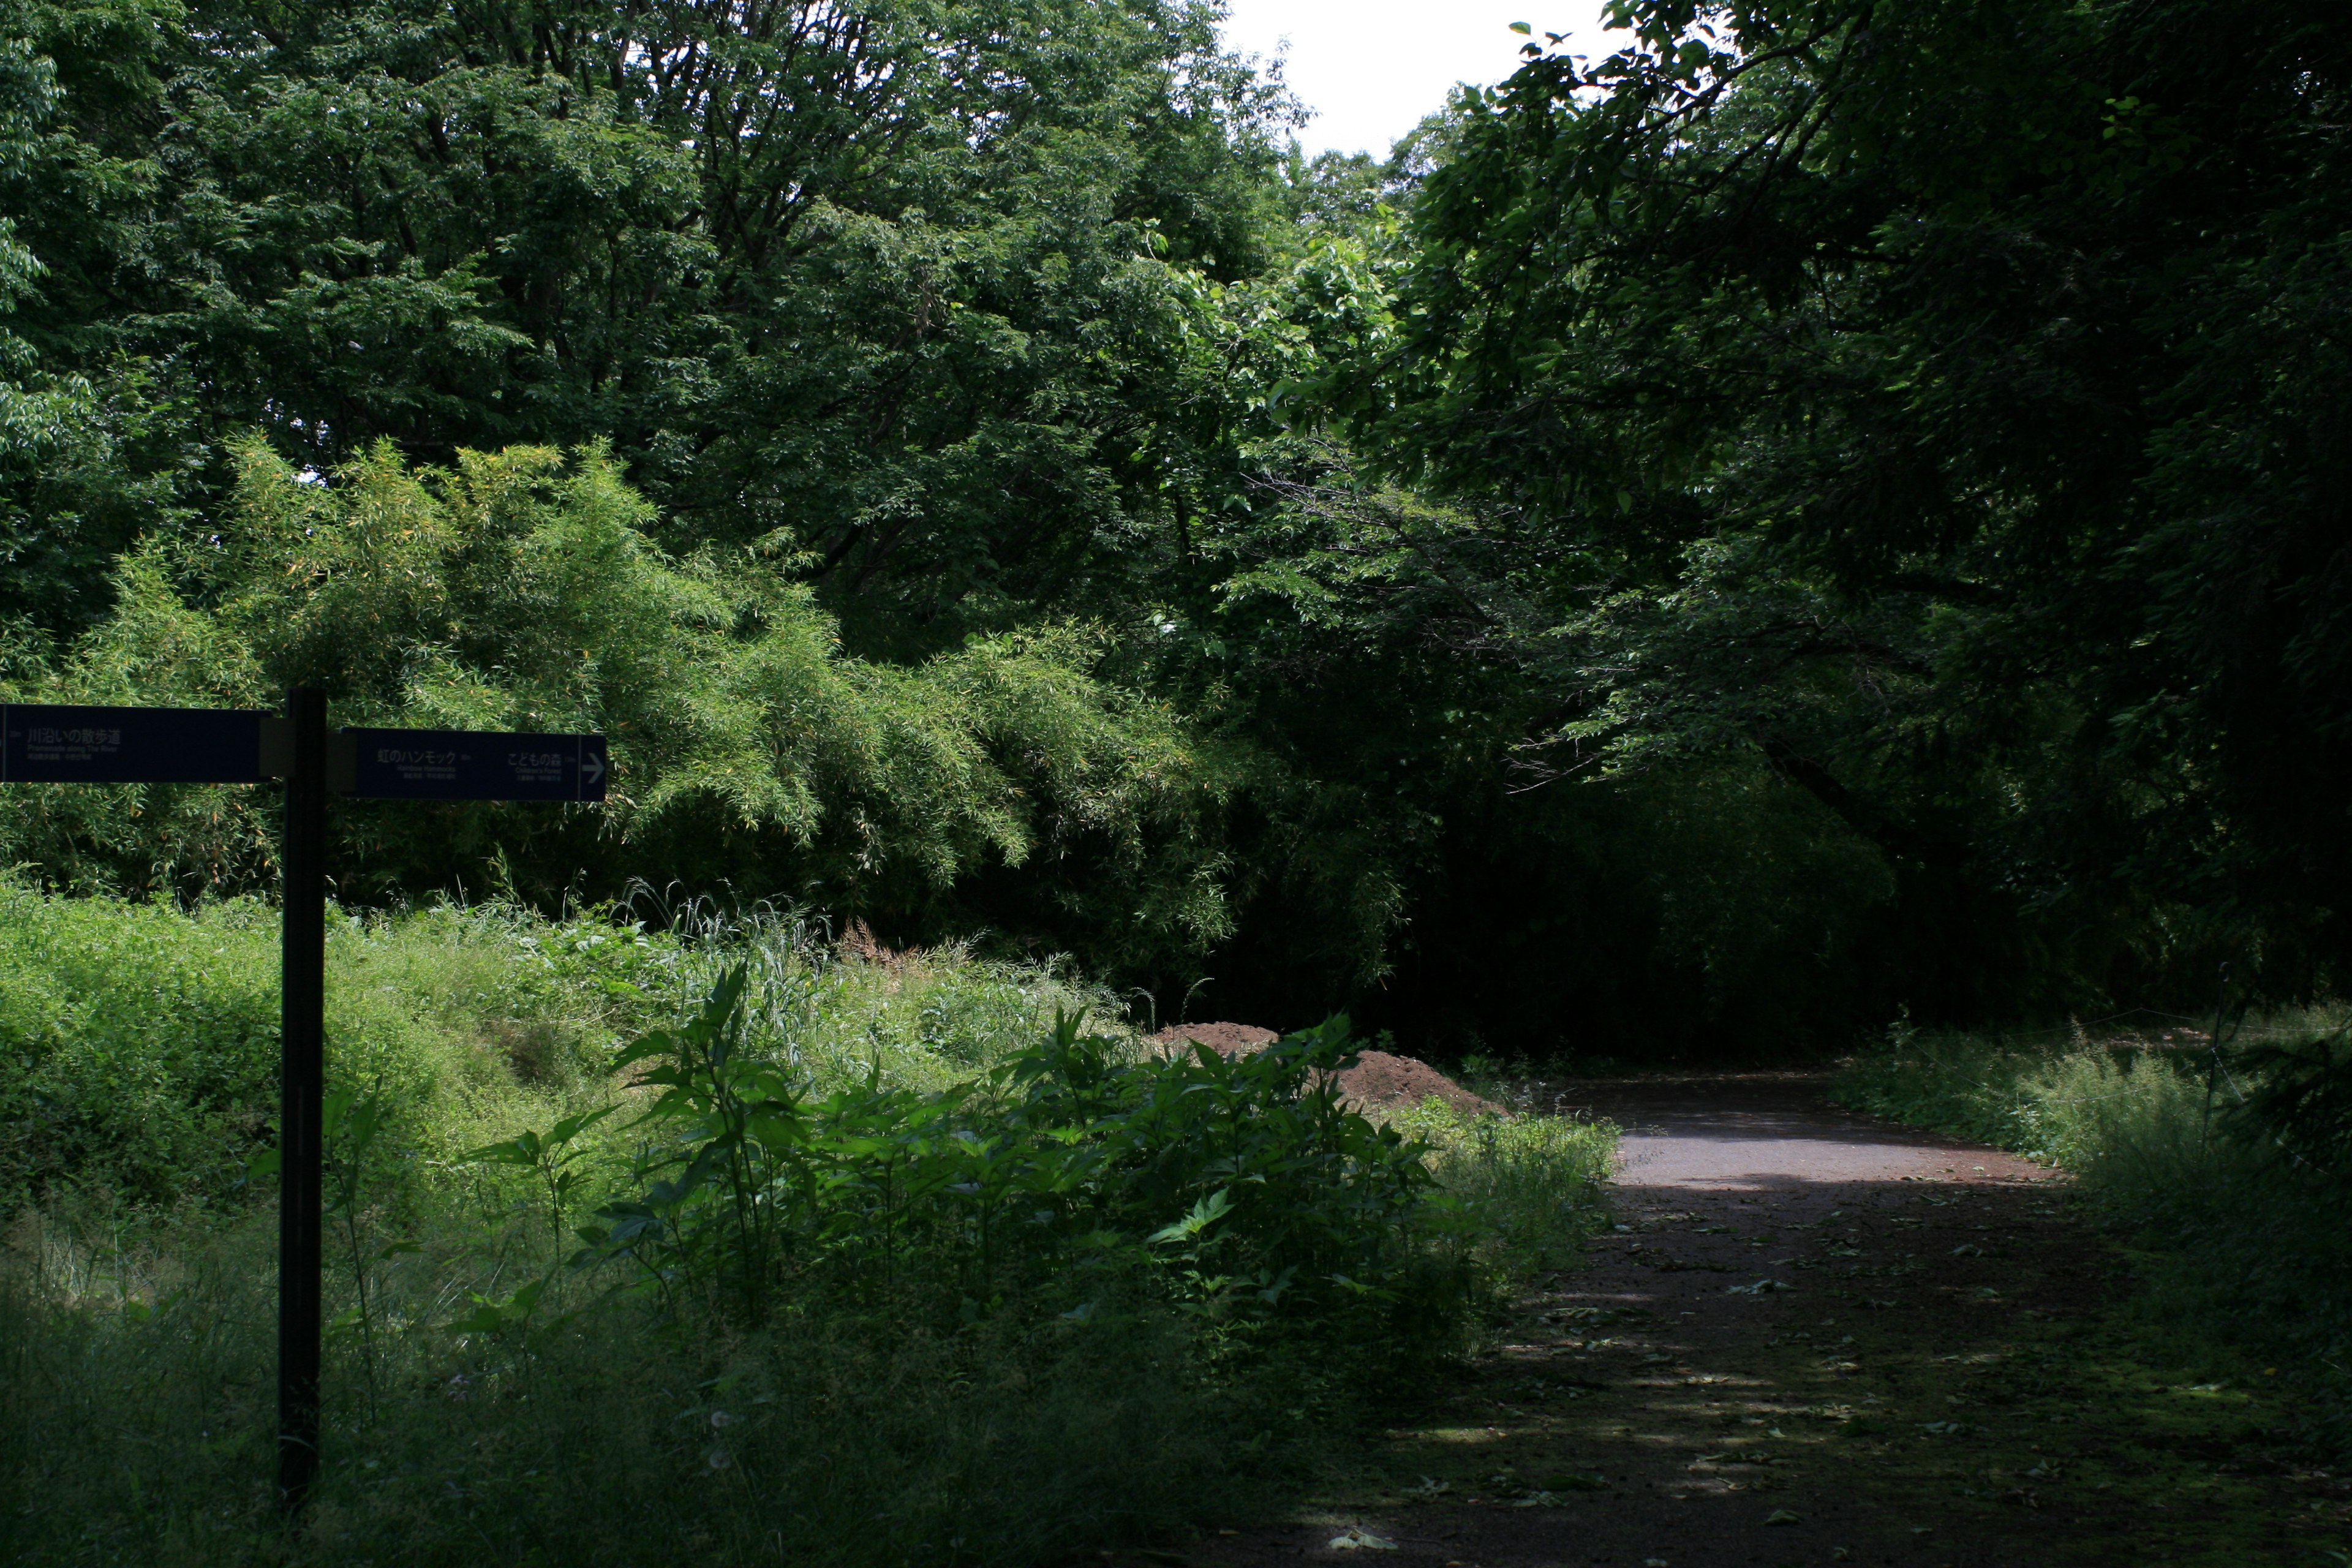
[1174,1073,2321,1568]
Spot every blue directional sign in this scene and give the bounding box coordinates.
[0,703,273,783]
[343,728,607,802]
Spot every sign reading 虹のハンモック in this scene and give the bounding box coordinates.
[0,703,274,783]
[344,728,607,802]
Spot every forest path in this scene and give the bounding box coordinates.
[1178,1072,2307,1568]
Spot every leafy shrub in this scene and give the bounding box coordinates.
[0,1203,1306,1568]
[0,973,1577,1566]
[0,886,551,1209]
[0,883,1123,1212]
[2230,1014,2352,1167]
[579,980,1455,1341]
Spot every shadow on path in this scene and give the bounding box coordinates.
[1174,1072,2310,1568]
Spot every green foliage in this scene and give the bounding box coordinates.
[0,1206,1313,1568]
[0,893,1617,1566]
[585,978,1458,1340]
[0,883,554,1210]
[1387,1097,1616,1276]
[7,0,2344,1057]
[0,0,1302,646]
[1340,0,2352,1014]
[0,441,1243,977]
[0,880,1121,1212]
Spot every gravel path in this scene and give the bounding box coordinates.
[1189,1072,2292,1568]
[1586,1072,2046,1191]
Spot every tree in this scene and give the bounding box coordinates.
[1355,0,2352,1008]
[1,0,1301,646]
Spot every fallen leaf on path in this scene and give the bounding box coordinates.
[1327,1530,1396,1551]
[1765,1507,1803,1525]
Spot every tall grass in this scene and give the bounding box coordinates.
[0,886,1615,1564]
[1835,1008,2352,1446]
[1389,1099,1617,1276]
[0,882,1117,1213]
[0,1203,1291,1567]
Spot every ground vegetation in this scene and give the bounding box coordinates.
[0,883,1615,1564]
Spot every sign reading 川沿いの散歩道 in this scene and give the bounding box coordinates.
[0,703,274,783]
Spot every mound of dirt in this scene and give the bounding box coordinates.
[1148,1020,1280,1057]
[1330,1049,1504,1117]
[1148,1023,1503,1117]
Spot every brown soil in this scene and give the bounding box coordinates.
[1152,1022,1283,1057]
[1327,1051,1504,1118]
[1149,1024,1503,1117]
[1102,1072,2311,1568]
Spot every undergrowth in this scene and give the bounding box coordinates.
[1834,1007,2352,1450]
[0,885,1613,1565]
[1388,1099,1616,1276]
[0,882,1115,1212]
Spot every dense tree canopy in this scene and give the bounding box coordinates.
[1,0,1297,644]
[5,0,2347,1054]
[1333,0,2352,1012]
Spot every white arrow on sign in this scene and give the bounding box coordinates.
[581,750,605,786]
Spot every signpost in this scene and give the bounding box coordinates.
[0,692,605,1509]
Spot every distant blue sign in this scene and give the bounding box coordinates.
[344,728,607,802]
[0,703,270,783]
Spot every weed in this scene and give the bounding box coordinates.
[1389,1098,1616,1276]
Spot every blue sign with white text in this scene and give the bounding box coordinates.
[0,703,270,784]
[344,728,607,802]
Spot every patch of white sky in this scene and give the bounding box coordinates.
[1216,0,1620,159]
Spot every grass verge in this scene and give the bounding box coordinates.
[1833,1009,2352,1451]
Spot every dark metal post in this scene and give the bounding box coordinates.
[278,687,327,1509]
